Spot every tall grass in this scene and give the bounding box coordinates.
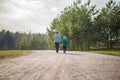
[0,50,32,60]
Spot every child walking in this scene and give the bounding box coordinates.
[61,36,68,53]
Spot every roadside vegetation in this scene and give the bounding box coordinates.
[0,50,32,60]
[0,30,48,50]
[83,49,120,56]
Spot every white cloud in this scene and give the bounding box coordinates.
[48,0,53,1]
[51,7,58,12]
[81,0,87,4]
[0,0,75,33]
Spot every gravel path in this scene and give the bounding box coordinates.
[0,50,120,80]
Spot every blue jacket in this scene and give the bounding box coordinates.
[54,34,61,43]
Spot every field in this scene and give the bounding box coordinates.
[0,50,32,60]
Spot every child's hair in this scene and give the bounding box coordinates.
[63,36,67,39]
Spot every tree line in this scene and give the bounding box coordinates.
[47,0,120,50]
[0,29,48,50]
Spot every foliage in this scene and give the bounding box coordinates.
[0,29,48,50]
[94,0,120,48]
[47,0,120,50]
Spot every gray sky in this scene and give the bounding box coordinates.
[0,0,119,33]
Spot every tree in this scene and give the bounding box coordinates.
[47,0,98,50]
[0,29,48,50]
[94,0,120,48]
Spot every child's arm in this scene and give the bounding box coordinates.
[60,40,63,44]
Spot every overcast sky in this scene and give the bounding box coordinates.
[0,0,119,33]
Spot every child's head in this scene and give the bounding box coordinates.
[63,36,67,39]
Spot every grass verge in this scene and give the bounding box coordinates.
[83,49,120,56]
[0,50,32,60]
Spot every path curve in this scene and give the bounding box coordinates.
[0,50,120,80]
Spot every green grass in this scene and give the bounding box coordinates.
[0,50,32,60]
[89,50,120,56]
[83,49,120,56]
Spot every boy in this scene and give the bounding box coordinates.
[61,36,68,53]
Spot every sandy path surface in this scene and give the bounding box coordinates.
[0,50,120,80]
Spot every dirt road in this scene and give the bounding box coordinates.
[0,50,120,80]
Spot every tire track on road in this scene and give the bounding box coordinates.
[53,53,65,80]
